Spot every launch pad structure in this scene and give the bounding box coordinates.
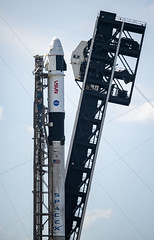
[33,56,49,239]
[33,11,146,240]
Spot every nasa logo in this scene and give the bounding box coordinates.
[53,100,59,106]
[54,80,58,94]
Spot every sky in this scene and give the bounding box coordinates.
[0,0,154,240]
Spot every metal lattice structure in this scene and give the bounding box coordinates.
[33,10,146,240]
[65,11,146,240]
[33,55,49,239]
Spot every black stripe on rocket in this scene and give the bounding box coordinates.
[48,113,65,145]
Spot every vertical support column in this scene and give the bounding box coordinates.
[33,55,49,240]
[33,55,44,240]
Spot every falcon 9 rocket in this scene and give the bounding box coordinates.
[45,37,66,240]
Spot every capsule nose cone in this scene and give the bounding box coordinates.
[49,37,64,56]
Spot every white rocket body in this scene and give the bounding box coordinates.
[45,37,66,240]
[45,37,65,113]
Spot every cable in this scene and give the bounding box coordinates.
[0,212,31,232]
[0,56,33,99]
[96,135,154,174]
[0,15,34,99]
[94,177,147,240]
[105,97,154,124]
[0,180,31,240]
[135,85,154,109]
[0,159,32,176]
[103,138,154,194]
[0,15,33,56]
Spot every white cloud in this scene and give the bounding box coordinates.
[118,101,154,123]
[84,208,112,229]
[0,106,5,121]
[0,19,47,56]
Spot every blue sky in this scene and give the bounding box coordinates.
[0,0,154,240]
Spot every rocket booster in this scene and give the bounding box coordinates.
[45,37,66,240]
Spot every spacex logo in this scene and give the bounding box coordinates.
[54,80,58,94]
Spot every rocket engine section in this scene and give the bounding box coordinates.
[45,37,66,240]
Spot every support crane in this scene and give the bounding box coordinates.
[65,11,146,240]
[33,10,146,240]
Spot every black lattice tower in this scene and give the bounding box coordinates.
[65,11,146,240]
